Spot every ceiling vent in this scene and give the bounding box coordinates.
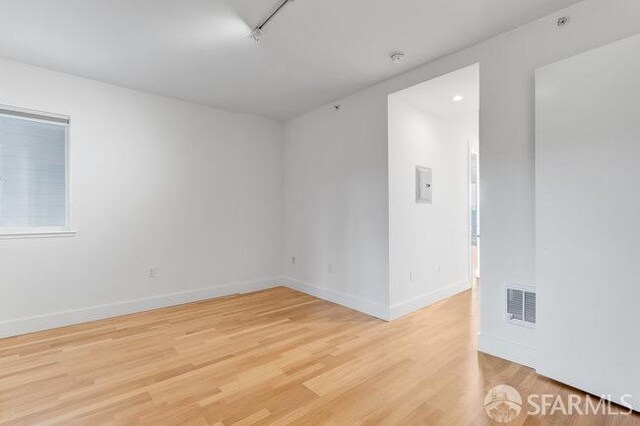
[506,284,536,327]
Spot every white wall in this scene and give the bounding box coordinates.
[536,33,640,411]
[0,58,283,338]
[282,0,640,366]
[283,97,390,319]
[388,99,472,319]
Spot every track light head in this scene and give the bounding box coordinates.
[249,28,262,42]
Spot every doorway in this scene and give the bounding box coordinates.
[387,63,480,318]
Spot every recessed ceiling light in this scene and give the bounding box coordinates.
[390,52,406,64]
[452,95,464,102]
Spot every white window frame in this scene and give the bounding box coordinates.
[0,104,75,238]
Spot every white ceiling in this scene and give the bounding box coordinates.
[392,63,479,142]
[393,64,479,124]
[0,0,582,120]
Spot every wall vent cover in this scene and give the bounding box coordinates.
[506,284,536,327]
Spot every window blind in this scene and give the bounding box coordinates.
[0,111,68,230]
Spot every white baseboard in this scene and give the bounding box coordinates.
[0,277,280,339]
[280,276,390,321]
[1,277,473,339]
[237,277,281,294]
[389,280,471,320]
[478,332,537,369]
[1,276,537,375]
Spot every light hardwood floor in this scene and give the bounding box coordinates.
[0,287,638,425]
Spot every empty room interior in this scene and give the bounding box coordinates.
[0,0,639,424]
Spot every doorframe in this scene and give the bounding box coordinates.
[468,139,480,287]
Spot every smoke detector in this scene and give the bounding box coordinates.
[390,52,406,64]
[557,16,570,27]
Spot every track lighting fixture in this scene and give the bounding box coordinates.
[250,0,295,42]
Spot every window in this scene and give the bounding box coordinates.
[0,106,72,236]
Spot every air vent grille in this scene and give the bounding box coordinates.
[506,285,536,327]
[524,291,536,324]
[507,289,524,321]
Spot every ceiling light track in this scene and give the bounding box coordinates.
[250,0,294,41]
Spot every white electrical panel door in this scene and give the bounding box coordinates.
[416,166,432,204]
[535,34,640,411]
